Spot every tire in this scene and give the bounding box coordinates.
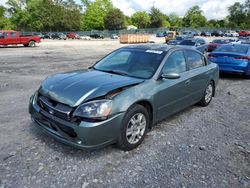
[23,44,29,47]
[117,104,149,151]
[198,82,214,107]
[28,41,36,47]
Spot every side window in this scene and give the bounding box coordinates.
[186,50,205,70]
[3,33,8,38]
[11,32,17,38]
[162,50,186,74]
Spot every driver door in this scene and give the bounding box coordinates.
[154,50,192,121]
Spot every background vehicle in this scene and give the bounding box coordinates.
[207,39,229,52]
[110,34,119,39]
[239,30,250,37]
[0,30,41,47]
[79,35,91,40]
[156,32,164,37]
[182,31,195,38]
[51,33,67,40]
[224,30,239,37]
[29,44,219,151]
[33,32,44,39]
[178,38,208,53]
[208,44,250,78]
[211,30,224,37]
[66,33,79,39]
[167,35,190,45]
[90,33,104,39]
[43,33,53,39]
[201,31,211,37]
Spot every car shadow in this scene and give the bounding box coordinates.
[219,72,246,80]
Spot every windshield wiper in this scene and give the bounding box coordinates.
[97,69,129,76]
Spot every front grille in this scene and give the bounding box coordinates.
[37,94,73,121]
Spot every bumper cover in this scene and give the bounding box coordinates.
[29,98,125,150]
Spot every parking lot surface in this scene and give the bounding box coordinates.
[0,38,250,188]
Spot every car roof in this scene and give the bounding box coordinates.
[122,44,202,52]
[122,44,174,52]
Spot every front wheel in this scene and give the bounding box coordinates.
[198,82,214,107]
[117,104,149,151]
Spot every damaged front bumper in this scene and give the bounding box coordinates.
[29,95,125,150]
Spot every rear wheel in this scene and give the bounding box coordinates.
[28,41,36,47]
[198,82,214,107]
[117,104,149,151]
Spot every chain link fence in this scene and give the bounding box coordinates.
[22,27,246,38]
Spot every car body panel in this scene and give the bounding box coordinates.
[39,70,144,107]
[29,44,219,149]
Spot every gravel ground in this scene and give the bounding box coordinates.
[0,38,249,188]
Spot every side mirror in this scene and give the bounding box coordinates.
[161,72,180,79]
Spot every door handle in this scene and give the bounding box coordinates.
[185,80,191,85]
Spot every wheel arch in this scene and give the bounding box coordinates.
[210,79,215,97]
[132,100,154,128]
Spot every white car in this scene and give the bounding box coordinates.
[80,35,91,40]
[225,31,239,37]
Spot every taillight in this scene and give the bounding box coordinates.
[235,56,250,60]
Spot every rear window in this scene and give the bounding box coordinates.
[215,45,249,53]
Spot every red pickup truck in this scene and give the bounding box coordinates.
[0,30,41,47]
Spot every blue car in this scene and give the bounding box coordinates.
[208,44,250,77]
[156,32,164,37]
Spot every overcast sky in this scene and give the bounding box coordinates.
[0,0,246,20]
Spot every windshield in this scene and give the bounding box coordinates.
[214,45,249,54]
[179,40,195,46]
[94,49,166,79]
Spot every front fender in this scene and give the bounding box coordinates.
[111,80,156,117]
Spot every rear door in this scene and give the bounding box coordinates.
[8,32,19,45]
[184,50,210,103]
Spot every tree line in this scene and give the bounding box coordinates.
[0,0,250,32]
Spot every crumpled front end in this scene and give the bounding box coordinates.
[29,92,125,149]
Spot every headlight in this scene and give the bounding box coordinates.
[73,100,112,119]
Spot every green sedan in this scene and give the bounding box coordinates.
[29,44,219,151]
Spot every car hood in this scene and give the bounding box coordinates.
[39,70,144,107]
